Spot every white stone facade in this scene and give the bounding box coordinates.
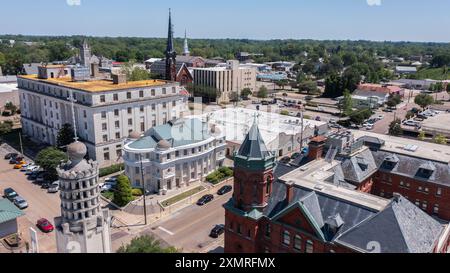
[17,76,188,167]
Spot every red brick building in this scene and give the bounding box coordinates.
[224,125,450,253]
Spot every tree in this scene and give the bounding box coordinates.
[57,124,75,149]
[418,130,426,141]
[240,88,252,100]
[405,111,415,120]
[298,80,319,95]
[339,90,353,117]
[257,86,268,98]
[414,94,434,110]
[389,119,403,136]
[113,175,134,207]
[0,122,12,135]
[35,147,68,181]
[349,109,372,125]
[186,84,221,103]
[434,134,448,145]
[229,92,239,102]
[275,79,289,90]
[117,235,178,253]
[4,102,17,115]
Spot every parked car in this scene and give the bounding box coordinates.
[25,166,41,175]
[376,115,384,120]
[365,124,374,130]
[14,160,27,169]
[209,224,225,238]
[315,116,321,121]
[301,147,309,154]
[403,120,421,127]
[36,218,54,233]
[217,185,232,196]
[291,153,301,160]
[41,182,52,189]
[48,181,60,193]
[10,156,23,164]
[36,172,46,183]
[29,171,44,180]
[383,108,393,113]
[197,194,214,206]
[13,196,28,210]
[100,183,114,192]
[280,157,291,164]
[3,188,18,201]
[4,153,18,160]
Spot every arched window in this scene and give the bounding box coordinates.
[266,176,271,194]
[282,230,290,246]
[294,235,302,251]
[306,240,314,253]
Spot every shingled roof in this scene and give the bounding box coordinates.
[335,195,444,253]
[237,122,272,159]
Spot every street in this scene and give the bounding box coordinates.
[148,189,230,253]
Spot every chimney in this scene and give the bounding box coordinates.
[393,192,401,203]
[112,74,127,84]
[286,180,295,203]
[91,63,100,78]
[308,136,327,161]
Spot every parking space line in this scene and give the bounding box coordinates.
[158,226,174,236]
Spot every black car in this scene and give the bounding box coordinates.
[217,185,232,195]
[291,153,301,160]
[4,188,18,201]
[4,153,18,160]
[41,182,51,189]
[9,156,23,164]
[209,224,225,238]
[197,194,214,206]
[280,157,291,164]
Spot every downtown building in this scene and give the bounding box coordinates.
[193,60,257,104]
[122,118,226,194]
[18,65,188,167]
[224,124,450,253]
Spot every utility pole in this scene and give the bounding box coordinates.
[18,132,24,156]
[139,153,147,226]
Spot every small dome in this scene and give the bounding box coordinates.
[157,139,171,150]
[67,141,87,161]
[128,131,141,139]
[211,125,221,135]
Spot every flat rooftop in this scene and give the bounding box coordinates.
[19,74,168,93]
[421,112,450,136]
[351,129,450,163]
[279,159,389,211]
[189,107,327,146]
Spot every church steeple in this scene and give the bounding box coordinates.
[183,29,190,56]
[165,9,177,81]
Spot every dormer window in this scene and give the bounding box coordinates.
[416,161,436,179]
[382,154,399,170]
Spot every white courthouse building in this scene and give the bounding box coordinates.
[18,65,188,167]
[123,118,226,194]
[193,60,256,104]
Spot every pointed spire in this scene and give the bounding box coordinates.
[166,8,175,54]
[237,119,272,159]
[183,29,190,56]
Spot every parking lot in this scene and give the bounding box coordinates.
[0,144,60,253]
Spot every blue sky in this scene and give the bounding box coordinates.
[2,0,450,42]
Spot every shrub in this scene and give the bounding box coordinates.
[132,188,144,196]
[206,167,233,184]
[218,166,233,177]
[113,175,134,207]
[280,110,289,116]
[99,163,124,177]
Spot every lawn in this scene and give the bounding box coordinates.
[101,191,114,201]
[413,67,450,80]
[161,186,205,207]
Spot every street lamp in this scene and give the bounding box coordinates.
[139,153,147,226]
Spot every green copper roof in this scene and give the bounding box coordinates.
[129,118,212,150]
[0,198,24,224]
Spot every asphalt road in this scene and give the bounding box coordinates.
[149,189,231,253]
[0,145,60,252]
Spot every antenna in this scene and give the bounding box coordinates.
[68,90,79,142]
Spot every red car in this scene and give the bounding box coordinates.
[36,218,54,233]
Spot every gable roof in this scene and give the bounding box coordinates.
[0,198,24,224]
[237,122,272,159]
[335,196,444,253]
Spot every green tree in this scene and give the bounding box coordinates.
[298,80,319,95]
[117,235,178,253]
[418,130,426,141]
[57,123,75,149]
[275,79,289,90]
[113,175,134,207]
[186,84,221,103]
[389,119,403,136]
[349,109,372,125]
[434,134,448,145]
[4,102,17,115]
[35,147,68,181]
[0,122,12,135]
[240,88,252,100]
[414,94,434,110]
[257,86,268,98]
[339,90,353,117]
[229,92,239,102]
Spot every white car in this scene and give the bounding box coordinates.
[48,181,60,193]
[101,183,113,192]
[377,115,384,120]
[403,120,421,127]
[365,124,374,130]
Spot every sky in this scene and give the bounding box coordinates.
[2,0,450,42]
